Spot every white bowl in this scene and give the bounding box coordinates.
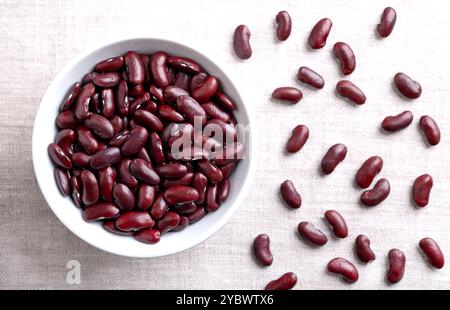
[32,37,255,257]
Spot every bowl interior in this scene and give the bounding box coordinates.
[33,38,253,257]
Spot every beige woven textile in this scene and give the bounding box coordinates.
[0,0,449,289]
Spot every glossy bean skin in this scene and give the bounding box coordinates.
[80,170,99,205]
[333,42,356,75]
[286,125,309,153]
[377,7,397,38]
[419,116,440,146]
[387,249,406,284]
[164,186,199,205]
[355,156,383,188]
[176,95,207,125]
[355,235,376,263]
[129,158,160,185]
[173,202,197,216]
[419,238,445,269]
[53,130,74,155]
[205,184,219,212]
[136,184,156,210]
[92,72,121,88]
[155,163,188,179]
[133,110,163,132]
[325,210,348,238]
[298,222,328,246]
[174,72,191,90]
[297,67,324,89]
[272,87,303,104]
[148,132,165,165]
[253,234,273,266]
[187,207,206,224]
[336,80,366,105]
[54,168,71,196]
[327,258,359,283]
[191,172,208,204]
[77,127,98,155]
[134,228,161,244]
[101,88,115,118]
[192,76,219,103]
[156,211,180,234]
[124,51,145,84]
[217,178,231,204]
[116,80,129,117]
[102,220,133,236]
[48,143,72,169]
[98,167,116,202]
[163,86,189,104]
[72,153,90,169]
[202,102,230,122]
[265,272,297,290]
[215,92,237,111]
[121,126,148,156]
[280,180,301,209]
[151,52,170,88]
[167,56,201,74]
[172,216,189,232]
[129,92,151,115]
[211,142,244,166]
[113,183,135,211]
[220,162,237,179]
[150,193,169,219]
[95,56,124,73]
[321,144,347,175]
[70,175,83,208]
[394,73,422,99]
[60,82,81,111]
[110,115,123,134]
[83,202,120,221]
[196,159,223,184]
[157,105,185,123]
[308,18,332,49]
[381,111,413,132]
[360,178,390,206]
[74,83,95,119]
[56,110,79,129]
[276,11,291,41]
[412,174,433,207]
[118,159,138,190]
[91,147,121,170]
[109,130,130,147]
[90,92,101,114]
[233,25,252,59]
[84,114,114,139]
[116,211,154,231]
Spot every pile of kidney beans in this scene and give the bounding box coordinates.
[233,8,444,289]
[48,50,244,244]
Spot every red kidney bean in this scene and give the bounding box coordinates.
[60,82,81,111]
[76,127,98,155]
[377,7,397,38]
[74,83,95,119]
[360,178,390,206]
[109,130,129,147]
[333,42,356,75]
[196,159,223,184]
[149,193,169,219]
[205,119,237,143]
[172,216,189,232]
[118,159,138,190]
[156,211,180,234]
[56,110,79,129]
[54,168,70,196]
[297,67,324,89]
[136,184,155,210]
[102,220,133,236]
[286,125,309,153]
[253,234,273,266]
[174,72,191,91]
[90,147,121,169]
[387,249,405,284]
[149,85,165,104]
[298,222,328,246]
[280,180,301,209]
[220,162,237,179]
[217,178,230,204]
[419,115,440,146]
[70,175,82,207]
[265,272,297,290]
[97,143,107,151]
[308,18,332,49]
[155,163,187,179]
[128,84,146,97]
[233,25,252,59]
[381,111,413,132]
[137,147,152,163]
[134,228,161,244]
[80,170,99,205]
[176,95,207,125]
[147,132,165,165]
[84,202,120,221]
[275,11,291,41]
[167,56,201,74]
[54,129,75,156]
[191,172,208,204]
[129,158,160,185]
[325,210,348,238]
[116,80,129,117]
[157,105,185,123]
[215,92,237,111]
[187,207,206,224]
[336,80,366,105]
[48,143,72,169]
[139,54,151,84]
[394,73,422,99]
[133,110,163,132]
[212,142,244,166]
[84,114,114,139]
[98,167,116,202]
[92,72,121,88]
[124,51,145,85]
[412,174,433,207]
[82,72,97,85]
[116,211,154,231]
[164,186,199,205]
[151,51,170,88]
[113,183,135,211]
[121,126,148,156]
[272,87,303,104]
[192,76,219,103]
[202,102,230,122]
[129,93,151,115]
[190,73,208,92]
[321,143,347,175]
[419,238,445,269]
[355,235,376,263]
[205,184,219,212]
[95,56,124,73]
[164,86,189,104]
[110,115,123,134]
[90,92,101,114]
[100,88,115,118]
[327,258,359,283]
[173,202,197,216]
[355,156,383,188]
